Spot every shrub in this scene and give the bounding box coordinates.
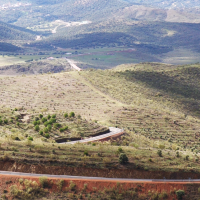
[37,120,40,125]
[186,155,189,160]
[44,122,48,127]
[57,180,64,191]
[39,114,43,119]
[33,121,38,126]
[59,126,68,132]
[54,123,61,129]
[4,119,8,124]
[39,130,43,135]
[39,176,48,188]
[117,147,123,154]
[47,124,52,131]
[14,108,18,111]
[16,122,20,126]
[0,119,2,125]
[176,190,185,200]
[49,118,56,124]
[157,150,162,157]
[10,119,13,123]
[42,117,47,123]
[44,133,50,138]
[52,114,56,118]
[43,128,48,133]
[64,113,68,118]
[69,112,75,118]
[119,153,129,164]
[28,137,33,141]
[69,181,76,191]
[84,150,88,156]
[47,114,51,119]
[35,125,40,131]
[15,117,19,121]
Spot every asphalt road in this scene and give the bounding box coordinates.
[62,127,124,144]
[0,171,198,182]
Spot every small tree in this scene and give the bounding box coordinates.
[35,125,40,131]
[28,137,33,141]
[42,117,47,123]
[52,114,56,118]
[69,112,75,118]
[119,153,128,164]
[44,133,50,139]
[157,150,162,157]
[43,128,48,133]
[176,190,185,200]
[39,114,43,119]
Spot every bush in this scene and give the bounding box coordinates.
[43,128,48,133]
[49,118,56,124]
[28,137,33,141]
[176,190,185,200]
[42,117,47,123]
[84,150,88,156]
[64,113,68,118]
[47,124,52,131]
[35,125,40,131]
[33,121,38,126]
[47,114,51,119]
[44,133,50,138]
[59,126,68,132]
[69,181,76,191]
[69,112,75,118]
[39,130,43,135]
[16,122,20,126]
[52,114,56,118]
[39,176,48,188]
[117,147,123,154]
[0,119,2,125]
[39,114,43,119]
[119,153,128,164]
[35,117,39,121]
[4,119,8,124]
[54,123,61,129]
[157,150,162,157]
[44,122,48,127]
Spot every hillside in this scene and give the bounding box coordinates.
[0,58,72,75]
[0,63,199,176]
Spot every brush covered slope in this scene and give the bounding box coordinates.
[0,58,72,75]
[0,63,200,175]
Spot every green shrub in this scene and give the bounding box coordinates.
[44,122,48,127]
[33,121,38,126]
[64,113,68,118]
[69,112,75,118]
[157,150,162,157]
[39,114,43,119]
[10,119,13,123]
[119,153,128,164]
[0,119,2,125]
[35,125,40,131]
[52,114,56,118]
[16,122,20,126]
[54,123,61,129]
[176,190,185,200]
[58,180,64,191]
[39,176,48,188]
[117,147,123,154]
[37,120,40,125]
[59,126,68,132]
[42,117,47,123]
[84,150,88,156]
[69,181,76,191]
[14,108,18,111]
[49,118,56,124]
[28,137,33,141]
[39,130,43,135]
[47,114,51,119]
[43,128,48,133]
[4,119,8,124]
[186,155,189,160]
[35,117,39,121]
[47,124,52,131]
[44,133,50,138]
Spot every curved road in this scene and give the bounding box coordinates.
[62,127,124,144]
[0,171,198,182]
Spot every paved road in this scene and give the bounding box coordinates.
[62,127,124,144]
[0,171,198,182]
